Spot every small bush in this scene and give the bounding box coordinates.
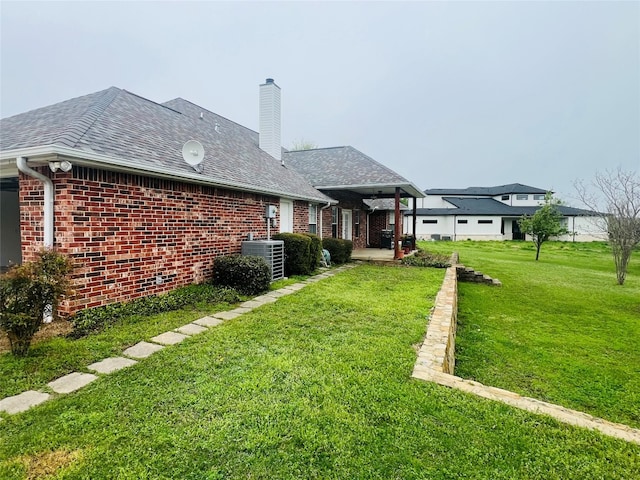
[322,238,353,264]
[70,284,240,338]
[213,254,271,295]
[0,250,74,356]
[401,249,451,268]
[303,233,323,272]
[272,233,313,276]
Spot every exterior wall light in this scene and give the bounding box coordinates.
[49,160,73,172]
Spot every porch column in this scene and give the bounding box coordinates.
[412,197,417,250]
[394,187,401,259]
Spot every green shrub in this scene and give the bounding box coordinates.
[303,233,323,272]
[70,284,240,338]
[213,254,271,295]
[0,250,74,356]
[401,248,451,268]
[322,238,353,264]
[272,233,313,276]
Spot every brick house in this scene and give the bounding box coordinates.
[0,80,421,315]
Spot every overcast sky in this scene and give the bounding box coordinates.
[1,1,638,204]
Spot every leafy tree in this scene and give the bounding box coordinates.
[574,167,640,285]
[518,192,569,261]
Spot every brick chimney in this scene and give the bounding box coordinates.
[259,78,281,161]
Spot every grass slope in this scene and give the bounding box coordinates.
[423,240,640,429]
[1,265,638,479]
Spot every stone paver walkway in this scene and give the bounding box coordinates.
[0,265,354,417]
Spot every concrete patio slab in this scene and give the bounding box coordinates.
[123,341,165,359]
[151,331,189,345]
[193,316,224,327]
[0,390,51,414]
[87,357,138,374]
[176,323,208,336]
[48,372,98,394]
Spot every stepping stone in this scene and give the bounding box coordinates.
[265,290,287,298]
[288,283,307,291]
[87,356,138,374]
[150,331,188,345]
[251,295,277,304]
[48,372,98,394]
[212,310,242,321]
[123,341,164,359]
[176,323,207,336]
[193,316,224,327]
[0,390,51,414]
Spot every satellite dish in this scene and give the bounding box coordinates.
[182,140,205,172]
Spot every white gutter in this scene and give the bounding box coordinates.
[2,145,336,205]
[16,156,54,248]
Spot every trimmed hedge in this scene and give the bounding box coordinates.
[322,238,353,264]
[213,255,271,295]
[303,233,323,272]
[70,284,241,338]
[272,233,313,276]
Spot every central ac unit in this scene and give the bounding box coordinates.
[241,240,285,281]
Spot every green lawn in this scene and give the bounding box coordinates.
[1,264,638,479]
[422,240,640,429]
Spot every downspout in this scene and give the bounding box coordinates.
[17,157,54,248]
[319,202,331,240]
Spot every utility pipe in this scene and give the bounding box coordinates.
[318,201,332,240]
[16,156,54,248]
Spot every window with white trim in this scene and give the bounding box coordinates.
[516,194,528,200]
[309,204,317,234]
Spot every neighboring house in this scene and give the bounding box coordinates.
[284,146,424,251]
[405,183,604,242]
[0,79,422,315]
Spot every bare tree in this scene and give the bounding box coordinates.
[290,138,318,151]
[574,168,640,285]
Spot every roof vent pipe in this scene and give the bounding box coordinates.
[259,78,282,161]
[16,156,54,248]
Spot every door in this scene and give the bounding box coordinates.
[342,209,352,240]
[512,220,525,240]
[279,199,293,233]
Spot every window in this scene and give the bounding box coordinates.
[534,194,545,201]
[501,195,509,201]
[309,204,317,234]
[331,207,338,238]
[478,219,493,224]
[457,219,468,224]
[354,209,360,237]
[516,194,528,200]
[422,219,438,224]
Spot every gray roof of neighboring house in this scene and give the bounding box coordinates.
[283,146,424,198]
[409,197,597,216]
[0,87,332,203]
[424,183,548,196]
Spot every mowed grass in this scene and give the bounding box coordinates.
[1,264,638,479]
[423,240,640,429]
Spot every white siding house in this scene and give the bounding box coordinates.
[405,183,606,242]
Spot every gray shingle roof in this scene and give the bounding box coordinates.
[283,146,424,198]
[410,197,596,217]
[1,87,332,203]
[424,183,549,196]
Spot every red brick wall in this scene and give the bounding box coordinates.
[368,211,389,248]
[292,200,310,233]
[19,167,278,315]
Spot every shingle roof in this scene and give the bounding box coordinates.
[283,146,424,198]
[410,197,596,217]
[1,87,332,203]
[424,183,548,196]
